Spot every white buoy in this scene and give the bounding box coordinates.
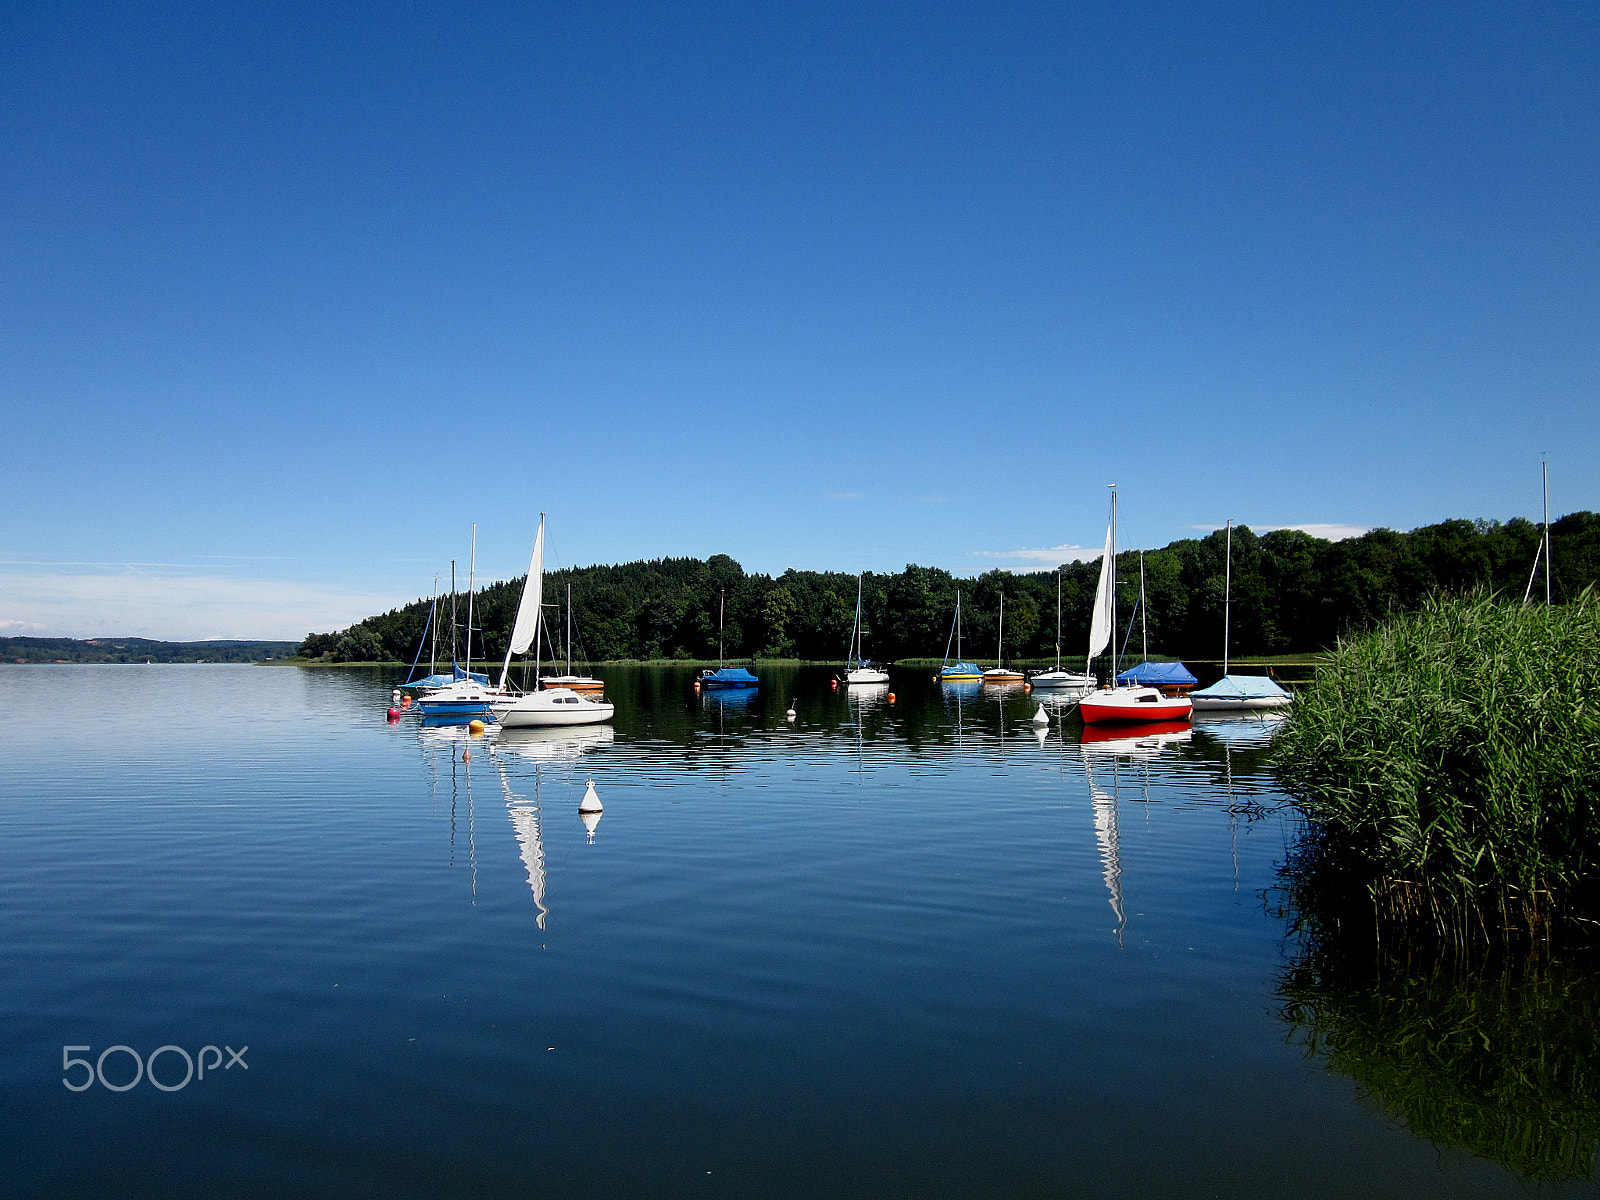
[580,810,602,841]
[578,778,603,813]
[1031,704,1050,726]
[785,701,797,721]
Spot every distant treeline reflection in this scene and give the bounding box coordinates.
[302,513,1600,664]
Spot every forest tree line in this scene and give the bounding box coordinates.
[299,513,1600,666]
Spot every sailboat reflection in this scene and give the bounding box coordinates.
[1189,711,1287,749]
[1080,748,1127,945]
[490,726,615,927]
[1076,721,1193,946]
[702,687,758,712]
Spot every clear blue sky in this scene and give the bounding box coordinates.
[3,0,1596,639]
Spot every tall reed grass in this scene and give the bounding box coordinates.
[1273,591,1600,923]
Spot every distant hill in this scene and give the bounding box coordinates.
[301,512,1600,665]
[1,637,301,664]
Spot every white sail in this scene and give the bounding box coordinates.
[1086,523,1115,661]
[499,515,545,687]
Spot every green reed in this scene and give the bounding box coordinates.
[1273,591,1600,925]
[1278,916,1600,1184]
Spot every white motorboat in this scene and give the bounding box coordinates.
[493,687,616,728]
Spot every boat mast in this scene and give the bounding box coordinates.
[1223,520,1232,675]
[429,576,439,675]
[1109,485,1119,678]
[1055,570,1062,671]
[566,583,573,676]
[956,590,963,662]
[465,524,476,680]
[450,560,457,664]
[851,575,863,668]
[719,587,725,669]
[1140,551,1148,664]
[996,589,1005,667]
[1544,460,1552,607]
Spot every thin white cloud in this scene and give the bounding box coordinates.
[0,568,404,641]
[1190,523,1372,541]
[973,544,1103,572]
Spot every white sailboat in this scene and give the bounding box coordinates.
[1030,569,1094,689]
[1189,520,1293,712]
[982,589,1026,684]
[414,525,516,716]
[490,515,615,729]
[1078,487,1192,725]
[842,575,890,685]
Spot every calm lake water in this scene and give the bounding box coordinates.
[1,664,1593,1198]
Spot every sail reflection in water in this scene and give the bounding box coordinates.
[1078,721,1195,945]
[490,726,615,927]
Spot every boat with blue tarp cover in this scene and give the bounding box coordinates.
[1189,673,1292,711]
[700,666,760,689]
[1115,660,1198,695]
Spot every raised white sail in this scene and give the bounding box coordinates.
[499,514,545,688]
[1086,522,1115,662]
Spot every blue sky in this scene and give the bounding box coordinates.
[3,0,1596,639]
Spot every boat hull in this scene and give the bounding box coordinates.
[493,688,615,728]
[1030,671,1095,689]
[1079,687,1193,724]
[540,675,606,693]
[982,670,1025,683]
[845,668,891,685]
[1188,694,1292,711]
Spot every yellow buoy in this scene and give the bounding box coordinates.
[468,719,485,735]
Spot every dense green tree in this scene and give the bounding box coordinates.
[299,511,1600,663]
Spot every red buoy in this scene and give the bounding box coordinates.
[386,707,400,721]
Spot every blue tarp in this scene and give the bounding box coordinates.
[1116,660,1198,687]
[701,667,760,686]
[1190,674,1290,700]
[403,663,490,689]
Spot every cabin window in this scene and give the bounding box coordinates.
[1139,694,1157,703]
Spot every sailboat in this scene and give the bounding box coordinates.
[842,575,890,685]
[1077,487,1193,725]
[1030,569,1095,689]
[937,590,983,682]
[699,588,759,688]
[982,589,1026,684]
[1189,520,1292,712]
[414,526,516,716]
[539,583,605,693]
[490,515,615,728]
[1115,550,1198,696]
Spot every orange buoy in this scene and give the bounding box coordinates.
[887,692,896,703]
[693,680,701,691]
[400,695,413,709]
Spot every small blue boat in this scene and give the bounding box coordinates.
[699,667,760,689]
